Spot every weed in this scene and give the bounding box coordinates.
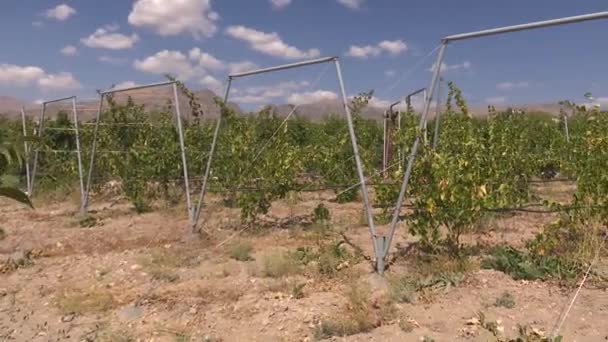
[422,336,436,342]
[79,215,98,228]
[57,288,118,314]
[481,245,576,281]
[494,291,516,309]
[388,276,417,304]
[291,282,306,299]
[482,246,546,280]
[261,251,301,278]
[314,284,395,338]
[140,249,199,282]
[228,241,254,261]
[148,268,180,282]
[313,203,330,223]
[398,319,416,333]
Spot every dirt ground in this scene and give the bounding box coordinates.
[1,182,607,342]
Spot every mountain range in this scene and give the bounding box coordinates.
[0,88,562,122]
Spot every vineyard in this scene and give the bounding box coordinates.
[1,78,608,340]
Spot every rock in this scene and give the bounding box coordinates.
[466,317,481,326]
[61,314,75,322]
[189,307,198,315]
[130,264,142,271]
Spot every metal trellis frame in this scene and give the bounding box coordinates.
[192,56,382,266]
[81,81,193,221]
[382,87,427,177]
[382,11,608,274]
[23,96,85,206]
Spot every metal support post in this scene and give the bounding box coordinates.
[432,77,444,150]
[383,43,448,263]
[82,94,105,214]
[172,83,193,225]
[192,78,232,233]
[70,97,86,214]
[28,103,46,195]
[20,108,31,193]
[334,58,381,272]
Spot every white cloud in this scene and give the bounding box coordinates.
[134,50,199,80]
[38,72,82,91]
[45,4,76,21]
[229,61,259,74]
[346,45,381,59]
[112,81,138,90]
[60,45,78,56]
[288,90,337,105]
[378,40,407,55]
[385,70,396,77]
[200,75,224,94]
[128,0,219,39]
[232,81,310,104]
[270,0,292,9]
[81,26,139,50]
[0,64,46,86]
[486,96,507,104]
[347,39,407,59]
[99,56,128,65]
[336,0,364,10]
[0,64,81,92]
[496,81,530,90]
[188,48,225,71]
[225,26,320,60]
[429,61,471,73]
[32,21,44,28]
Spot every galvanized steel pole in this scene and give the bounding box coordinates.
[432,77,444,150]
[229,57,336,79]
[192,78,232,232]
[443,11,608,42]
[172,83,193,225]
[82,94,105,214]
[71,97,86,214]
[384,43,448,260]
[20,108,31,194]
[334,58,382,272]
[28,103,46,195]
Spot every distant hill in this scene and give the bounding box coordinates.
[0,88,563,122]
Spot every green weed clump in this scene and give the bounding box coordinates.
[494,291,516,309]
[228,241,254,261]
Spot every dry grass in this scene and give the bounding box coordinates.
[314,284,395,338]
[228,241,254,261]
[0,227,5,240]
[140,248,200,282]
[56,288,118,314]
[261,251,301,278]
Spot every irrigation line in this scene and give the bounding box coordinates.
[551,233,607,338]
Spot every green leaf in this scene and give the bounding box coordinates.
[0,187,34,208]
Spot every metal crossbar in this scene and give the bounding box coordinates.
[382,11,608,274]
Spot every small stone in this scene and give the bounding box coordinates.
[130,264,142,271]
[466,317,481,326]
[61,314,75,322]
[189,307,198,315]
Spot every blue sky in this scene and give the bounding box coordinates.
[1,0,607,108]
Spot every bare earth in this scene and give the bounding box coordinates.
[1,183,607,342]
